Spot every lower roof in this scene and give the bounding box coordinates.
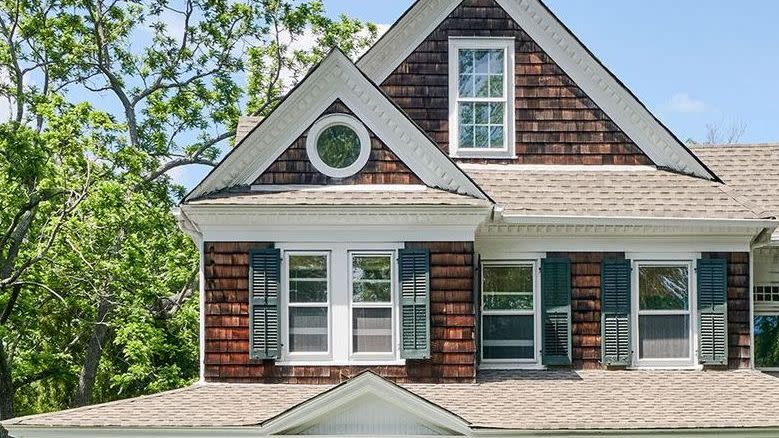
[463,164,765,220]
[6,370,779,431]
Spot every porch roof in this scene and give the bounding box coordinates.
[5,370,779,432]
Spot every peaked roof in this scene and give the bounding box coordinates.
[357,0,717,181]
[185,49,490,202]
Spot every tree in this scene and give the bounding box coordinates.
[0,0,377,419]
[704,119,747,145]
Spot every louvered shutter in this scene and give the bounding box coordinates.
[248,248,281,360]
[399,248,431,359]
[601,259,631,366]
[541,258,572,365]
[697,258,728,365]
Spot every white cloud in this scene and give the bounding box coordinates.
[667,93,708,114]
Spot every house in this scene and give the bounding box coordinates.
[3,0,779,436]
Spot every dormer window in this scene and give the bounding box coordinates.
[448,38,515,159]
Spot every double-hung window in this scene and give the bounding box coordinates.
[280,244,401,364]
[285,253,330,358]
[350,252,395,359]
[480,262,539,366]
[449,38,515,158]
[632,260,696,367]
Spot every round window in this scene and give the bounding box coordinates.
[306,114,371,178]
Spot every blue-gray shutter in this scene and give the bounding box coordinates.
[399,248,431,359]
[697,258,728,365]
[248,248,281,360]
[601,259,631,366]
[541,258,572,366]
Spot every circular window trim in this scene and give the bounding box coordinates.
[306,113,372,179]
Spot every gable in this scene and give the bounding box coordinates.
[254,100,423,185]
[261,372,471,436]
[358,0,716,179]
[381,0,651,166]
[185,50,489,202]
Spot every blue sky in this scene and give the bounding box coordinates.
[325,0,779,144]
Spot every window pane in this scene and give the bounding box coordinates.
[474,74,489,97]
[639,266,689,310]
[289,255,327,278]
[459,102,474,125]
[489,103,504,124]
[458,74,474,97]
[352,255,392,303]
[474,50,490,73]
[459,125,474,148]
[352,308,392,353]
[289,280,327,303]
[489,74,503,97]
[488,49,504,73]
[489,126,504,148]
[458,49,474,74]
[289,307,328,353]
[474,103,490,124]
[289,255,327,303]
[316,125,362,169]
[484,266,533,293]
[483,315,534,359]
[755,315,779,368]
[638,314,690,359]
[474,126,490,147]
[483,293,532,311]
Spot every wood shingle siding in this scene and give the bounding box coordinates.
[381,0,652,166]
[252,100,422,185]
[204,241,475,383]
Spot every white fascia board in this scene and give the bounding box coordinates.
[356,0,716,180]
[186,49,488,201]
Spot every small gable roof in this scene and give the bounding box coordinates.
[185,49,490,202]
[357,0,717,180]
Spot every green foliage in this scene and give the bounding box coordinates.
[0,0,376,418]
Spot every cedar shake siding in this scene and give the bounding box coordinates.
[252,100,423,185]
[204,241,475,383]
[380,0,652,166]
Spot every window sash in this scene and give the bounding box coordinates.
[632,260,696,367]
[285,252,331,357]
[480,261,540,365]
[349,252,396,359]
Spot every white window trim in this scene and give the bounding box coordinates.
[630,258,699,369]
[448,37,516,159]
[349,251,398,362]
[305,113,372,178]
[282,251,332,362]
[276,242,404,366]
[479,257,543,369]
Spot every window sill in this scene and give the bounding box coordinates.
[275,359,406,367]
[627,364,703,371]
[478,362,544,371]
[450,152,517,160]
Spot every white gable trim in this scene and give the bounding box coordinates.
[259,372,473,436]
[357,0,716,180]
[185,50,489,201]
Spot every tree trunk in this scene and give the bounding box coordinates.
[0,338,14,421]
[73,296,113,407]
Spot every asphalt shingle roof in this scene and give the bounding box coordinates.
[463,165,765,220]
[6,370,779,431]
[187,185,490,207]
